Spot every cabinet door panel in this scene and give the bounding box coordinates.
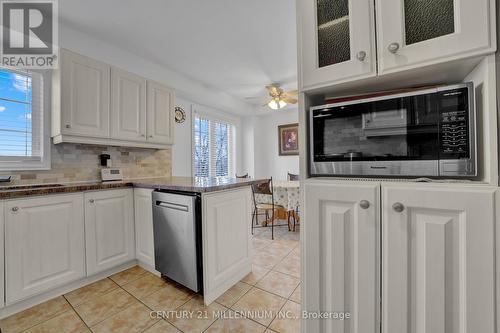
[382,186,496,333]
[134,188,155,268]
[299,0,376,90]
[61,50,110,137]
[111,68,147,141]
[303,182,380,333]
[202,187,252,305]
[5,194,85,304]
[0,202,4,308]
[146,81,174,144]
[85,189,135,275]
[376,0,496,74]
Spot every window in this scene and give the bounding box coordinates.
[193,115,235,178]
[0,68,49,170]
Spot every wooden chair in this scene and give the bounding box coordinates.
[286,172,300,231]
[287,207,300,232]
[251,178,284,240]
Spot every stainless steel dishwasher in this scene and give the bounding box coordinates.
[152,190,202,292]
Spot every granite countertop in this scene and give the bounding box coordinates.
[0,177,267,199]
[132,177,267,193]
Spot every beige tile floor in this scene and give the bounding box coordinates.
[0,225,300,333]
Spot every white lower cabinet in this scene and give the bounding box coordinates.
[202,187,253,305]
[4,194,85,304]
[134,188,155,268]
[382,185,497,333]
[303,182,380,333]
[304,182,498,333]
[84,189,135,275]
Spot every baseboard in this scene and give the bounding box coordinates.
[203,260,251,305]
[136,261,160,277]
[0,261,137,319]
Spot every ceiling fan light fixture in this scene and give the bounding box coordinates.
[268,99,287,110]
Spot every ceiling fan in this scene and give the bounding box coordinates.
[264,84,298,110]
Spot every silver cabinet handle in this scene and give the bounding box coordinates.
[141,134,145,137]
[89,199,95,203]
[388,42,400,54]
[65,124,71,129]
[149,135,154,138]
[359,200,370,209]
[356,51,367,62]
[11,207,19,212]
[392,202,405,213]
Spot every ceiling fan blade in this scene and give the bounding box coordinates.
[286,90,299,96]
[283,97,298,104]
[266,85,282,97]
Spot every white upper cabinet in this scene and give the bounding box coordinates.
[382,185,497,333]
[376,0,496,74]
[84,189,135,276]
[59,49,110,137]
[297,0,496,89]
[298,0,376,90]
[53,49,175,148]
[4,194,86,304]
[303,182,380,333]
[146,81,175,145]
[111,68,147,141]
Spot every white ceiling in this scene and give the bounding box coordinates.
[59,0,298,108]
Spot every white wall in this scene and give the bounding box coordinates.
[171,97,194,177]
[241,116,256,177]
[247,108,300,180]
[172,97,245,177]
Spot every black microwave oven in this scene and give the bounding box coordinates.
[309,83,476,178]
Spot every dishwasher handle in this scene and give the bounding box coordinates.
[155,201,190,212]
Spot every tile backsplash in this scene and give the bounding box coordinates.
[0,143,171,186]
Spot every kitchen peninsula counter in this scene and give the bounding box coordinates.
[0,177,267,199]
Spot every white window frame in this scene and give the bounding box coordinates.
[0,68,51,171]
[192,106,237,178]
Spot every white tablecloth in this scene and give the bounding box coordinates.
[254,181,300,211]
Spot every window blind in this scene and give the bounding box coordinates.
[194,115,210,177]
[0,68,46,168]
[193,114,235,178]
[0,67,50,170]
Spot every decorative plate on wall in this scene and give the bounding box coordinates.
[175,106,186,123]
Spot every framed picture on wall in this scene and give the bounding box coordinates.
[278,123,299,156]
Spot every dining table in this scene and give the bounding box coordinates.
[271,180,300,212]
[253,180,301,230]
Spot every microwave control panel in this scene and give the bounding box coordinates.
[439,110,469,158]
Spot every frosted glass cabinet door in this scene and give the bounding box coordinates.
[376,0,496,74]
[298,0,376,90]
